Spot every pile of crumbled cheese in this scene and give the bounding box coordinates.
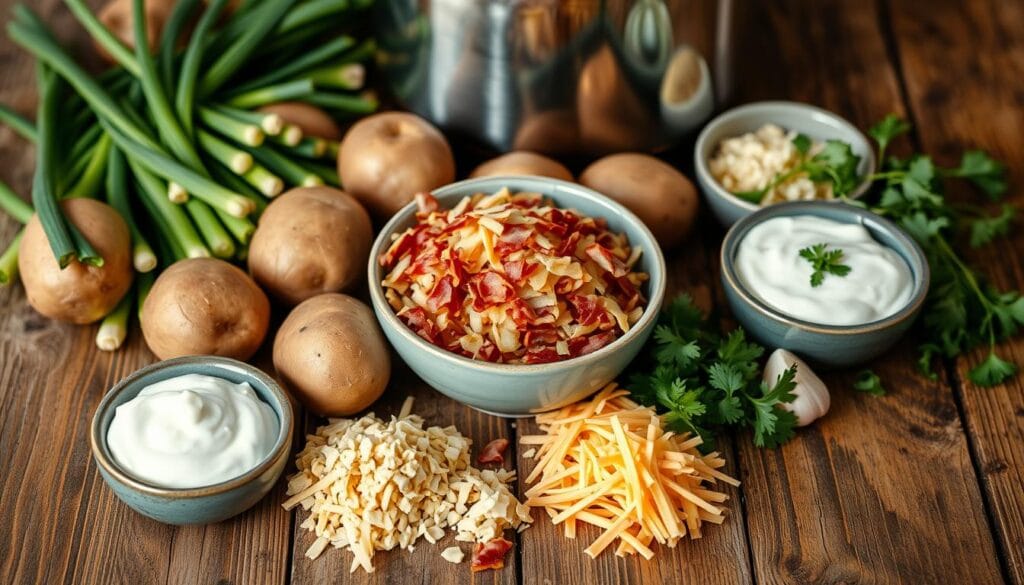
[708,123,833,204]
[282,398,532,573]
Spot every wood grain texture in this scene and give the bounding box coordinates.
[727,1,1004,583]
[887,0,1024,581]
[287,365,519,585]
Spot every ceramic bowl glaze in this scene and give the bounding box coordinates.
[90,356,294,525]
[720,201,929,367]
[368,176,667,417]
[694,101,877,226]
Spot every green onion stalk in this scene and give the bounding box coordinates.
[105,147,157,272]
[96,284,134,351]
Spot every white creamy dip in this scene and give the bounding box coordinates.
[107,374,278,489]
[735,215,914,326]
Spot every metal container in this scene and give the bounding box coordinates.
[376,0,734,156]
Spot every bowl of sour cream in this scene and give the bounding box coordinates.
[720,201,929,367]
[90,356,294,525]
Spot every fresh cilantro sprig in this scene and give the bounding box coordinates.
[799,243,852,287]
[853,370,886,396]
[861,115,1022,386]
[629,295,798,450]
[733,134,863,203]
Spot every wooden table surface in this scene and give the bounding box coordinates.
[2,1,1023,584]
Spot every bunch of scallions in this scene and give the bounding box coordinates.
[0,0,377,349]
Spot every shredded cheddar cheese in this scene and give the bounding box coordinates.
[521,384,738,559]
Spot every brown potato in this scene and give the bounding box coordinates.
[97,0,175,62]
[248,186,372,306]
[513,109,580,155]
[18,199,133,324]
[576,46,655,153]
[469,151,574,182]
[141,258,270,361]
[338,112,455,219]
[274,293,390,416]
[579,153,699,248]
[258,102,342,140]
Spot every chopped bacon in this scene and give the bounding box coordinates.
[379,190,648,364]
[477,438,509,465]
[471,538,513,572]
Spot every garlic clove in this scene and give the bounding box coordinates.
[762,348,831,427]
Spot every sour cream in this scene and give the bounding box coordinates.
[107,374,278,489]
[735,215,914,326]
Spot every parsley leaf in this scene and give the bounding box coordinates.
[799,243,852,287]
[869,114,911,161]
[948,150,1008,199]
[968,204,1014,248]
[749,367,798,448]
[968,352,1018,386]
[853,370,886,396]
[792,133,812,155]
[731,134,863,202]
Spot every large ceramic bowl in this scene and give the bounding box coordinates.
[368,176,667,416]
[90,357,294,525]
[720,201,929,367]
[694,101,877,226]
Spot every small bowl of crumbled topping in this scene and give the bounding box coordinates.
[694,101,876,226]
[367,176,667,416]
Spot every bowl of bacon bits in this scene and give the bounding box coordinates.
[368,176,666,416]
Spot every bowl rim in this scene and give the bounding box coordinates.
[720,200,930,335]
[367,175,668,373]
[693,100,878,212]
[90,356,294,497]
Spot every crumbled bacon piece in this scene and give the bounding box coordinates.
[471,538,513,572]
[477,438,510,465]
[380,189,648,364]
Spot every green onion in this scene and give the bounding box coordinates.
[106,147,157,273]
[101,119,254,217]
[68,220,104,267]
[225,79,315,109]
[287,137,328,159]
[243,164,285,197]
[197,129,254,174]
[0,179,34,223]
[136,270,154,322]
[304,162,341,187]
[278,124,304,147]
[186,199,236,258]
[168,182,189,203]
[30,64,76,267]
[305,63,365,91]
[159,0,201,88]
[208,104,284,135]
[0,230,24,285]
[198,106,264,146]
[199,0,298,97]
[61,0,140,76]
[276,0,353,35]
[66,124,103,169]
[216,208,256,245]
[176,0,230,137]
[208,160,268,214]
[304,91,379,115]
[129,158,210,259]
[244,143,322,187]
[228,35,355,96]
[96,286,133,351]
[0,103,37,142]
[65,132,112,199]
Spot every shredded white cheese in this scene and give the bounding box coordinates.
[283,399,533,573]
[441,546,465,563]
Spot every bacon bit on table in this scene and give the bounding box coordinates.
[380,188,649,364]
[478,438,510,465]
[471,537,514,572]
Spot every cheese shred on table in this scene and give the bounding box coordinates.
[282,398,532,573]
[521,384,739,559]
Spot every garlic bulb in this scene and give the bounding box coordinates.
[762,349,830,427]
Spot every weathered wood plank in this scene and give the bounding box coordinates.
[287,365,520,585]
[887,0,1024,581]
[727,1,1004,583]
[0,2,293,584]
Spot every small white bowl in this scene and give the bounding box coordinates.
[694,101,876,226]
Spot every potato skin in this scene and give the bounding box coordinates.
[19,199,132,324]
[248,187,372,306]
[469,151,574,182]
[258,102,342,140]
[274,294,390,416]
[579,153,699,248]
[141,258,270,361]
[338,112,455,219]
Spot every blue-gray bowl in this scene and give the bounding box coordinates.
[720,201,929,367]
[90,356,294,525]
[367,176,667,417]
[694,101,876,226]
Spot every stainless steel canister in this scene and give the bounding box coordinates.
[376,0,734,155]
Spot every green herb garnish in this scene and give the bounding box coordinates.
[629,295,799,450]
[853,370,886,396]
[733,133,863,203]
[799,243,852,287]
[861,115,1021,386]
